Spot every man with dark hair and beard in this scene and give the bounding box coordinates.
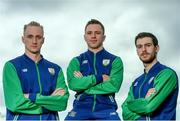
[121,32,179,120]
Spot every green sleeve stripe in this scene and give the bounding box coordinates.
[127,69,177,114]
[35,70,69,111]
[67,57,80,82]
[85,57,123,94]
[122,86,141,120]
[56,69,65,89]
[3,62,42,114]
[67,57,97,91]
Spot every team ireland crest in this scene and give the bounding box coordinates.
[48,68,55,75]
[102,59,110,66]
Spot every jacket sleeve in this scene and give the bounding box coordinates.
[127,69,177,114]
[85,57,123,94]
[2,62,42,114]
[121,86,141,120]
[34,69,69,111]
[67,57,98,91]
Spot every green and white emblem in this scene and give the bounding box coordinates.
[48,68,55,75]
[102,59,110,66]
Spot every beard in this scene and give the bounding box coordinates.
[140,52,157,64]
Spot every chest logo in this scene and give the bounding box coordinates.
[48,68,55,75]
[134,81,138,86]
[148,77,155,84]
[102,59,110,66]
[82,60,88,64]
[22,68,28,72]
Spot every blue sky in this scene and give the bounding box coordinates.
[0,0,180,120]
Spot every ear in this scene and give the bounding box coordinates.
[155,45,160,53]
[42,37,45,44]
[103,35,106,42]
[22,36,25,44]
[84,34,87,42]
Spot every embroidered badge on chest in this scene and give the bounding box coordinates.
[48,68,55,75]
[102,59,110,66]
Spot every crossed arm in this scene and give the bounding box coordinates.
[24,88,65,98]
[73,71,109,82]
[3,62,69,114]
[126,69,177,114]
[67,57,123,94]
[122,69,177,120]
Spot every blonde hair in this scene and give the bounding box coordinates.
[23,21,44,35]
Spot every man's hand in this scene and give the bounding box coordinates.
[102,74,109,82]
[145,88,156,98]
[24,93,29,98]
[73,71,109,82]
[51,88,65,96]
[74,71,83,78]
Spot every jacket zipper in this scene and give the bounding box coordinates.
[35,63,42,121]
[35,63,42,93]
[92,54,97,112]
[139,74,151,121]
[138,74,147,98]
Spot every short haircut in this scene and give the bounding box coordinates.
[85,19,105,34]
[23,21,44,36]
[135,32,158,46]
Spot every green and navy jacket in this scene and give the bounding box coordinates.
[3,54,69,120]
[122,62,179,120]
[67,48,123,112]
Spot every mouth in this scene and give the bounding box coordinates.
[31,46,38,48]
[141,53,149,56]
[141,53,149,58]
[89,40,97,44]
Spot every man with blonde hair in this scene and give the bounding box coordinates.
[3,21,69,120]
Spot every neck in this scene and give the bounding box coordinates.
[143,58,158,73]
[25,51,41,63]
[88,46,103,54]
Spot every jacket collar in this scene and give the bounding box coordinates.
[144,61,160,74]
[87,48,105,56]
[23,53,44,64]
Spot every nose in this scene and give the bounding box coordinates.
[142,45,146,51]
[32,37,37,43]
[91,33,96,38]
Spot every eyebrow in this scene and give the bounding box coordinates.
[137,42,152,45]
